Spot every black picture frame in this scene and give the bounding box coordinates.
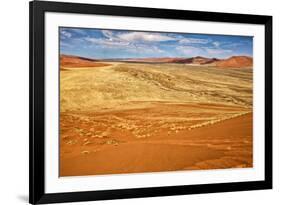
[29,0,272,204]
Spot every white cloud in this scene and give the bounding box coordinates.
[212,41,220,48]
[85,37,130,47]
[85,36,165,55]
[132,44,165,54]
[101,30,118,41]
[223,42,243,49]
[61,30,72,38]
[83,30,233,57]
[205,48,232,55]
[70,28,87,35]
[117,32,175,42]
[176,45,232,57]
[176,46,205,56]
[179,38,209,45]
[85,30,169,55]
[60,41,72,48]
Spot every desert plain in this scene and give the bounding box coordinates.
[59,55,253,176]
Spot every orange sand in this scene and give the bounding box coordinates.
[60,103,252,176]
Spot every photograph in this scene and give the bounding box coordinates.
[59,27,253,177]
[29,1,272,203]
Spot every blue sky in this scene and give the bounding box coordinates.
[60,27,253,59]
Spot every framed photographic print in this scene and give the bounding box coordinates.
[29,0,272,204]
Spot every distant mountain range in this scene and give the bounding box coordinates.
[60,55,253,68]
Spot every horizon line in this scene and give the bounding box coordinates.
[60,53,253,60]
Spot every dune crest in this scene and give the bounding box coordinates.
[60,55,110,69]
[215,56,253,68]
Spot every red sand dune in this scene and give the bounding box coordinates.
[172,56,219,64]
[215,56,253,68]
[123,57,182,63]
[60,55,110,68]
[121,56,252,68]
[60,54,253,68]
[121,56,219,64]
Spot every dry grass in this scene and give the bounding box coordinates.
[60,62,252,112]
